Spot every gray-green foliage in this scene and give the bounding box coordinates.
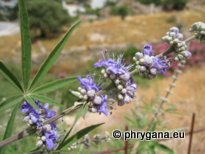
[111,5,130,20]
[136,0,188,10]
[162,0,189,11]
[27,0,71,38]
[0,4,18,21]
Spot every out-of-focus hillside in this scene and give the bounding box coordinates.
[0,4,205,75]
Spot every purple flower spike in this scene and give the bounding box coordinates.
[142,44,153,56]
[77,75,109,116]
[21,100,58,150]
[95,53,137,106]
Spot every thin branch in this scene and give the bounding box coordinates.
[124,125,129,154]
[184,35,196,42]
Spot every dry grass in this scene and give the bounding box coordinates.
[1,5,205,59]
[145,66,205,154]
[1,5,205,76]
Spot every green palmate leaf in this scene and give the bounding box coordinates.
[32,76,76,94]
[18,0,31,89]
[2,104,19,139]
[0,61,23,92]
[0,95,23,113]
[30,94,61,106]
[154,143,174,154]
[57,123,104,150]
[30,20,81,89]
[57,104,88,149]
[0,104,19,153]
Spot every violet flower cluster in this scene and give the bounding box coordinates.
[71,54,138,115]
[70,75,109,116]
[191,22,205,42]
[21,101,58,150]
[133,44,169,78]
[162,27,192,61]
[94,55,137,106]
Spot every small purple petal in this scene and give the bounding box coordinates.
[78,75,100,91]
[21,101,32,113]
[142,44,154,56]
[97,96,109,116]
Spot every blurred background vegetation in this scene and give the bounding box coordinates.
[0,0,205,153]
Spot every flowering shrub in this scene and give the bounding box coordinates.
[0,0,204,153]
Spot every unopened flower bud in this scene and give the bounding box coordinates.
[174,56,179,61]
[80,89,86,94]
[23,116,30,122]
[121,89,127,94]
[101,69,105,74]
[93,96,102,105]
[70,90,83,98]
[140,66,146,71]
[83,95,88,100]
[44,124,51,131]
[117,85,123,90]
[78,87,82,91]
[36,140,43,147]
[29,120,33,125]
[144,55,153,65]
[118,94,123,100]
[89,107,97,113]
[110,74,116,79]
[87,90,96,97]
[139,58,144,63]
[150,68,157,75]
[41,136,46,141]
[115,79,120,84]
[135,52,143,58]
